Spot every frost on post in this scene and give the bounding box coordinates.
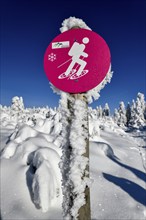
[69,99,90,219]
[55,17,113,219]
[59,94,91,219]
[58,93,72,218]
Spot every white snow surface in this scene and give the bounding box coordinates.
[1,110,63,219]
[1,105,146,220]
[90,130,146,220]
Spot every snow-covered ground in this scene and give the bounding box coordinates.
[90,129,146,220]
[0,108,145,220]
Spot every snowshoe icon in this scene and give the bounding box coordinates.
[58,69,88,80]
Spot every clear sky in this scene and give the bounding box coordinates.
[1,0,145,112]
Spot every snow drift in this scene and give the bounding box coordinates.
[1,97,145,219]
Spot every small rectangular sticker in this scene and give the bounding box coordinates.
[52,41,70,49]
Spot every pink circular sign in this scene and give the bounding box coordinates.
[44,29,111,93]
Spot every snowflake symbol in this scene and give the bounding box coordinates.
[48,53,56,62]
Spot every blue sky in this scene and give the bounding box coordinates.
[1,0,145,112]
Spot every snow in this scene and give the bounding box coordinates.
[32,148,62,212]
[129,93,146,128]
[1,99,146,219]
[56,92,73,219]
[1,155,63,220]
[58,94,91,219]
[90,129,146,220]
[60,16,91,33]
[1,110,63,219]
[68,99,90,219]
[11,96,24,111]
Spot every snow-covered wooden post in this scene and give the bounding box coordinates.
[67,93,91,220]
[44,17,111,219]
[68,26,91,220]
[74,94,90,220]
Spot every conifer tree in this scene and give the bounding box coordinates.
[126,102,131,127]
[117,102,127,127]
[129,93,145,128]
[103,103,110,117]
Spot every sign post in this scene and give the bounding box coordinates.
[44,26,111,219]
[68,92,90,220]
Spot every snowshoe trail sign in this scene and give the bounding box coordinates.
[44,29,111,93]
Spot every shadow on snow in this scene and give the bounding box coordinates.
[103,173,146,206]
[111,157,146,183]
[94,141,146,182]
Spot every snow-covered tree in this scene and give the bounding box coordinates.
[9,96,25,124]
[117,102,127,127]
[98,105,103,118]
[11,96,24,111]
[92,109,98,119]
[144,105,146,120]
[130,100,136,125]
[137,93,146,121]
[126,102,131,127]
[137,93,145,113]
[129,93,146,128]
[114,108,120,124]
[103,103,110,117]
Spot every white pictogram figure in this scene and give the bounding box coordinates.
[48,53,56,62]
[58,37,89,80]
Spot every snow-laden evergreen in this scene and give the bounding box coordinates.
[117,101,127,128]
[0,93,146,220]
[114,108,120,125]
[11,96,24,111]
[126,102,131,127]
[98,105,103,118]
[103,103,110,117]
[129,93,146,128]
[1,92,145,132]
